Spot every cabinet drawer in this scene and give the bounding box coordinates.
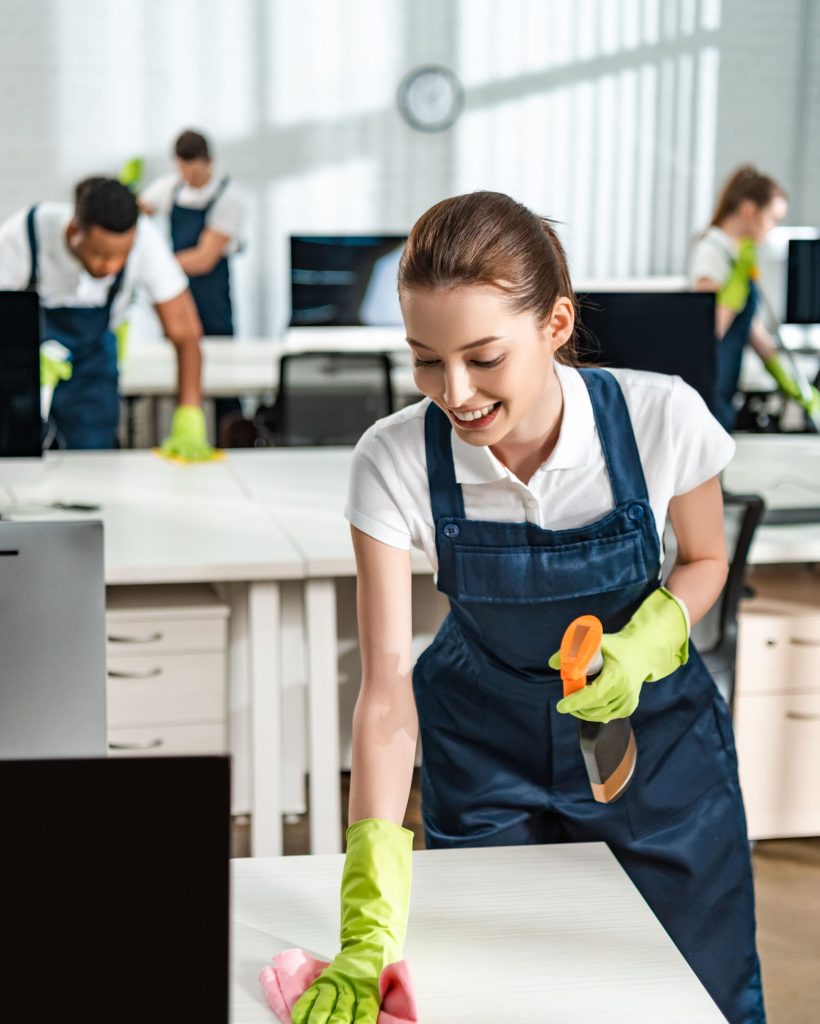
[106,652,226,727]
[734,692,820,839]
[105,616,227,656]
[736,611,820,696]
[108,722,226,757]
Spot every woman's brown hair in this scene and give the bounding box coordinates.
[710,165,787,226]
[398,191,579,365]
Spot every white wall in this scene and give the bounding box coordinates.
[0,0,816,336]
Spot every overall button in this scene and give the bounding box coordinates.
[443,523,460,538]
[627,504,644,522]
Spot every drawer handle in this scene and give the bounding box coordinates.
[108,738,164,751]
[789,638,820,648]
[107,668,163,680]
[107,632,164,644]
[785,711,820,722]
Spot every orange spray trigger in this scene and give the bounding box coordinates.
[559,615,604,698]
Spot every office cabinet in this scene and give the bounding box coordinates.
[105,585,229,758]
[734,568,820,839]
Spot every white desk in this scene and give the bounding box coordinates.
[0,451,304,857]
[723,435,820,563]
[230,844,724,1023]
[119,333,411,399]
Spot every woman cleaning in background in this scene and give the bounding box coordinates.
[690,164,819,431]
[288,192,764,1024]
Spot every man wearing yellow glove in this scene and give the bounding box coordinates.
[0,176,213,458]
[292,818,412,1024]
[691,164,796,431]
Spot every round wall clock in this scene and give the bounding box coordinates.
[397,65,464,132]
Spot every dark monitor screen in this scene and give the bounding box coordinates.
[576,291,717,412]
[2,756,231,1023]
[290,234,406,327]
[786,238,820,324]
[0,290,41,457]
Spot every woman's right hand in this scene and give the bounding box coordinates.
[293,818,413,1024]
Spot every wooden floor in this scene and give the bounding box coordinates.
[232,771,820,1023]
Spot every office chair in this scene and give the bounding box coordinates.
[697,491,766,710]
[255,351,395,446]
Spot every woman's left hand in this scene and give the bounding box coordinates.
[549,588,690,722]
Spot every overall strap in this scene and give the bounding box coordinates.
[204,176,230,213]
[25,206,39,290]
[579,368,650,506]
[424,402,465,521]
[171,181,184,206]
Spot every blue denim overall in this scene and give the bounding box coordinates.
[26,206,124,449]
[170,177,234,336]
[412,369,765,1023]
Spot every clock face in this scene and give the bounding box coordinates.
[397,65,464,132]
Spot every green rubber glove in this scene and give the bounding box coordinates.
[115,322,129,365]
[717,236,757,312]
[40,351,73,389]
[550,588,690,723]
[119,156,143,193]
[159,405,216,462]
[763,354,820,415]
[292,818,413,1024]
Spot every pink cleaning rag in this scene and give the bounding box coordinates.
[259,948,419,1024]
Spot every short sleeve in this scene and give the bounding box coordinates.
[669,376,736,495]
[0,208,32,290]
[140,174,176,216]
[206,186,244,242]
[689,234,731,286]
[345,430,413,550]
[133,216,188,305]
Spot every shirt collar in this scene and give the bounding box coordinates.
[451,362,597,485]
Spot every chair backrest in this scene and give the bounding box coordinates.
[277,350,395,446]
[692,491,765,706]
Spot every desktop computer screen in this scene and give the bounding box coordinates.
[576,291,718,413]
[786,238,820,324]
[290,234,406,327]
[0,290,41,457]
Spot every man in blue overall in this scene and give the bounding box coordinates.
[0,176,212,457]
[141,129,245,437]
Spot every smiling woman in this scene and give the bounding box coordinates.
[292,191,767,1024]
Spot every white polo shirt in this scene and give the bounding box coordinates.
[345,363,735,572]
[141,171,245,254]
[0,203,188,327]
[689,226,736,286]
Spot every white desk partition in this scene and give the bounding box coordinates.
[231,844,725,1023]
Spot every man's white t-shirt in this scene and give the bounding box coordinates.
[0,203,188,327]
[345,363,735,573]
[141,172,245,254]
[689,226,737,287]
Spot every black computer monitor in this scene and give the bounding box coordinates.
[576,291,718,412]
[2,756,231,1023]
[290,234,406,327]
[0,290,41,457]
[785,238,820,324]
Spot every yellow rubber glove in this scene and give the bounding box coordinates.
[40,351,73,389]
[292,818,413,1024]
[159,405,218,462]
[119,157,143,193]
[763,354,820,416]
[717,236,757,312]
[549,588,689,723]
[115,321,129,365]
